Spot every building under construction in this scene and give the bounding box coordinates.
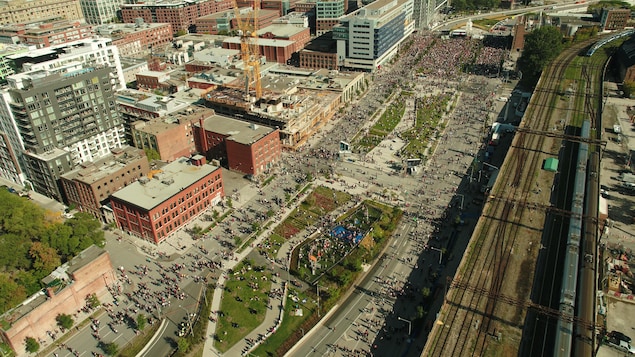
[200,67,365,149]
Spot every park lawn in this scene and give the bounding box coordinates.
[250,287,317,356]
[215,262,272,352]
[355,92,407,149]
[401,93,450,158]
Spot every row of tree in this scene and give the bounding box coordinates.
[0,190,105,315]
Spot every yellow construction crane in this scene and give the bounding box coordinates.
[233,0,263,100]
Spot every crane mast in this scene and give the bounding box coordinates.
[233,0,263,100]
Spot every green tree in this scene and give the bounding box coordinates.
[416,305,426,319]
[29,242,61,274]
[623,81,635,98]
[24,337,39,353]
[101,342,119,356]
[177,338,190,352]
[176,29,187,37]
[144,148,161,161]
[137,314,147,331]
[0,272,26,315]
[56,313,74,330]
[517,26,564,87]
[15,271,40,296]
[87,293,100,309]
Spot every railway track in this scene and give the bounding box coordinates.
[423,39,596,357]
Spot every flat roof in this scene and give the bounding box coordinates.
[61,146,146,184]
[223,36,294,47]
[133,106,215,135]
[200,114,276,145]
[111,158,220,211]
[0,245,107,328]
[257,24,307,38]
[66,245,108,275]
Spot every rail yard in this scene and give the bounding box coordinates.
[423,37,608,356]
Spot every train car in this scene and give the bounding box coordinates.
[554,120,590,356]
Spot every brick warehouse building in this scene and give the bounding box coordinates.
[60,146,150,221]
[121,0,234,33]
[195,114,281,176]
[0,245,116,355]
[110,157,224,244]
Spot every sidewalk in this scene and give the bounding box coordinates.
[202,186,313,357]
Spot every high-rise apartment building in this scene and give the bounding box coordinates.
[0,90,26,185]
[80,0,123,25]
[0,44,29,81]
[0,0,84,25]
[6,65,125,200]
[10,38,126,90]
[333,0,414,71]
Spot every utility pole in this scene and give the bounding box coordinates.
[317,283,320,318]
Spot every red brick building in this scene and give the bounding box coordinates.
[237,0,301,15]
[121,0,234,33]
[511,15,527,54]
[295,1,316,13]
[60,146,150,220]
[0,19,92,48]
[600,8,631,31]
[0,246,116,355]
[300,33,338,69]
[111,157,224,244]
[195,114,282,176]
[223,36,296,63]
[195,8,280,35]
[300,49,338,69]
[96,22,173,57]
[258,24,310,53]
[131,106,212,162]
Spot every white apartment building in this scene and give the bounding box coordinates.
[0,90,27,186]
[12,38,126,90]
[333,0,415,71]
[80,0,123,25]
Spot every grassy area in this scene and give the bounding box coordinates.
[355,91,408,150]
[294,204,383,283]
[250,286,316,356]
[400,93,453,159]
[118,323,161,357]
[214,261,272,353]
[273,186,351,240]
[254,200,403,356]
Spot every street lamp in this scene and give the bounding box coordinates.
[430,247,444,265]
[456,194,464,210]
[482,162,499,172]
[397,316,412,335]
[316,283,321,318]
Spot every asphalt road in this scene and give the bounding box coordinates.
[288,72,514,357]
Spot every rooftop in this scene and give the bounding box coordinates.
[199,113,277,145]
[95,22,171,39]
[111,158,220,211]
[0,245,107,330]
[223,36,295,47]
[116,89,192,114]
[191,47,240,65]
[257,24,308,38]
[133,106,216,135]
[61,146,146,184]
